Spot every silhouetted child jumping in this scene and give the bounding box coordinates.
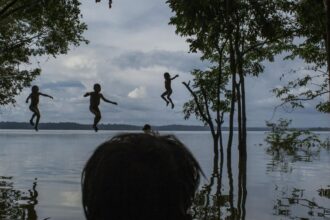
[161,72,179,109]
[26,85,53,131]
[84,83,118,132]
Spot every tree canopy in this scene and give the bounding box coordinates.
[0,0,88,105]
[167,0,292,151]
[274,0,330,113]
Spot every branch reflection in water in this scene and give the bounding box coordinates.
[0,176,45,220]
[264,119,330,219]
[191,143,247,220]
[264,119,330,173]
[273,186,330,219]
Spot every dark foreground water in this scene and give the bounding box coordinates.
[0,130,329,220]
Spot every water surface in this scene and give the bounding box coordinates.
[0,130,329,219]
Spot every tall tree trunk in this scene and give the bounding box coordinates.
[219,126,224,176]
[227,142,235,218]
[236,82,242,148]
[239,71,247,149]
[236,83,243,218]
[213,134,219,157]
[227,39,236,150]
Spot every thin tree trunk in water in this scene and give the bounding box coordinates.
[242,154,247,220]
[203,155,219,219]
[227,145,235,218]
[182,81,219,154]
[219,126,224,173]
[238,73,247,147]
[237,156,242,219]
[227,40,236,218]
[238,146,247,220]
[216,48,223,166]
[213,135,219,157]
[236,81,245,219]
[236,82,242,148]
[218,125,224,214]
[227,39,236,150]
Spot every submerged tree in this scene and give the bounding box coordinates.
[264,118,329,173]
[0,0,88,105]
[167,0,291,155]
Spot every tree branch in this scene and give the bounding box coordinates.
[0,0,40,20]
[200,83,216,136]
[0,0,19,17]
[182,81,211,127]
[0,32,45,54]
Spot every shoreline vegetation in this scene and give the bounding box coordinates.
[0,122,329,132]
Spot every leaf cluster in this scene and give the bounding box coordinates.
[183,68,231,124]
[167,0,293,129]
[273,67,330,112]
[284,0,327,67]
[0,0,88,105]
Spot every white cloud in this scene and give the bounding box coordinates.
[128,86,147,99]
[64,55,97,71]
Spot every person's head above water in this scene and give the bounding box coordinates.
[93,83,101,93]
[31,85,39,93]
[82,133,202,220]
[164,72,170,79]
[142,124,151,132]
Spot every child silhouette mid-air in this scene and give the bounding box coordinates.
[84,84,118,132]
[26,85,53,131]
[161,72,179,109]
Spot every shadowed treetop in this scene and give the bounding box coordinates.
[0,0,88,105]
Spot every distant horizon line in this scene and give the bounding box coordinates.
[0,121,329,131]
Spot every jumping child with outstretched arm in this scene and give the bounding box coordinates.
[161,72,179,109]
[84,83,118,132]
[26,85,53,131]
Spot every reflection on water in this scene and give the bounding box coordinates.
[0,130,329,219]
[190,131,330,220]
[191,145,247,220]
[192,156,227,220]
[0,176,40,220]
[318,187,330,199]
[273,187,330,219]
[264,119,329,173]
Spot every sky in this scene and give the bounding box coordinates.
[0,0,329,127]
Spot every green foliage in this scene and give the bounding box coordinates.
[167,0,292,143]
[167,0,291,65]
[285,0,326,68]
[274,0,330,113]
[273,68,329,113]
[0,0,88,105]
[183,68,230,124]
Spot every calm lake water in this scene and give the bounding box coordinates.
[0,130,329,220]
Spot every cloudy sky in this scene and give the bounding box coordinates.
[0,0,329,127]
